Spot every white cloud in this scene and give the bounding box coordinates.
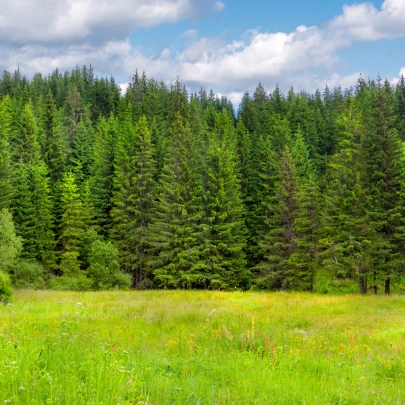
[0,0,224,44]
[0,0,404,102]
[329,0,405,42]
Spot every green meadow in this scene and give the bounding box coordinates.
[1,291,405,404]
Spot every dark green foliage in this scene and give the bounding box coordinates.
[111,115,156,287]
[148,114,204,288]
[59,172,85,275]
[12,103,41,164]
[38,91,65,185]
[199,110,249,289]
[361,79,405,293]
[0,96,14,209]
[320,97,371,293]
[90,116,118,234]
[12,164,56,268]
[256,146,299,289]
[2,66,405,293]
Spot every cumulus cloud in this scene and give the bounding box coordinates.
[329,0,405,42]
[1,0,405,106]
[0,0,224,44]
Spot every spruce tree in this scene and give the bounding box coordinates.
[257,146,299,289]
[13,164,56,268]
[320,96,371,294]
[111,115,156,288]
[12,102,40,164]
[148,114,203,288]
[59,172,85,275]
[90,115,118,234]
[199,110,249,289]
[361,78,404,294]
[39,91,65,185]
[0,96,13,209]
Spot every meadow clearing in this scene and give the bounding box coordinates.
[0,290,405,404]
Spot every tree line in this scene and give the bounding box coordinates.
[1,66,405,294]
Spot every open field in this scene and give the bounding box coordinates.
[1,291,405,404]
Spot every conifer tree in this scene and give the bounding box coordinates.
[361,78,404,294]
[257,146,299,289]
[0,96,13,209]
[59,172,85,275]
[320,97,371,293]
[199,110,249,289]
[13,164,56,268]
[90,115,118,234]
[111,115,156,288]
[245,132,278,268]
[39,91,65,185]
[12,103,40,164]
[148,114,204,288]
[11,101,57,269]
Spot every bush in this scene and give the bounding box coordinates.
[49,273,93,291]
[88,240,132,290]
[111,271,132,290]
[0,209,22,274]
[0,271,13,303]
[12,260,46,289]
[313,271,359,294]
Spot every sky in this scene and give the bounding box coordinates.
[0,0,405,105]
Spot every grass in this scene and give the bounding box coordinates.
[1,290,405,404]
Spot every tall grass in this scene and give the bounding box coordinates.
[1,290,405,404]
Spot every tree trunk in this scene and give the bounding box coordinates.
[373,285,378,295]
[359,276,367,295]
[385,278,390,295]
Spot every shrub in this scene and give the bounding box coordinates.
[12,260,46,289]
[0,271,13,303]
[88,240,132,290]
[0,209,22,273]
[49,274,92,291]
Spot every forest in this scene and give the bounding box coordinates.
[1,66,405,296]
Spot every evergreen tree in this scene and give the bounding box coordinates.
[59,172,85,275]
[0,96,13,209]
[199,110,249,289]
[320,97,371,293]
[90,115,118,234]
[257,146,299,289]
[39,91,65,185]
[111,115,156,288]
[12,103,40,164]
[361,78,404,294]
[12,164,56,269]
[148,114,204,288]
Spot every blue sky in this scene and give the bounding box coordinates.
[0,0,404,104]
[133,0,399,78]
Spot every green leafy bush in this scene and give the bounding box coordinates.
[0,271,13,303]
[0,209,22,273]
[12,261,46,289]
[88,240,132,290]
[49,274,93,291]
